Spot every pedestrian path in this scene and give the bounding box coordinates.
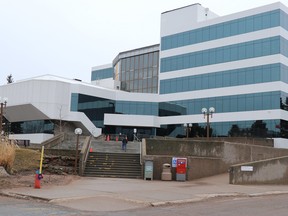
[2,174,288,212]
[90,139,141,154]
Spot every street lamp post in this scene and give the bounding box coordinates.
[201,107,215,139]
[184,123,192,138]
[0,97,8,136]
[74,128,82,174]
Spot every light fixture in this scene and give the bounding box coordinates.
[201,107,215,139]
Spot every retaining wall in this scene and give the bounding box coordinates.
[143,139,288,181]
[229,156,288,184]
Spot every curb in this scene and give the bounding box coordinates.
[248,191,288,197]
[0,191,51,202]
[2,190,288,208]
[150,191,288,207]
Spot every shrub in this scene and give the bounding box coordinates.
[0,139,16,173]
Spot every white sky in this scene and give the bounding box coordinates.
[0,0,286,84]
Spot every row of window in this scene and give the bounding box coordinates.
[160,63,283,94]
[161,36,283,73]
[121,67,158,81]
[10,120,54,134]
[120,52,159,93]
[120,52,159,72]
[160,119,281,138]
[115,101,158,115]
[91,68,113,81]
[122,76,158,93]
[161,9,283,50]
[160,91,280,116]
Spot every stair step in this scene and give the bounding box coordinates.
[84,151,142,179]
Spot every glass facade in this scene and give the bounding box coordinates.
[91,68,114,81]
[161,36,283,73]
[157,119,285,138]
[116,101,158,115]
[10,120,54,134]
[71,93,115,128]
[161,9,283,50]
[160,63,282,94]
[70,93,158,136]
[159,91,280,116]
[119,51,159,93]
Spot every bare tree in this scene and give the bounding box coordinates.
[6,74,13,84]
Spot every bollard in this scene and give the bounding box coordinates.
[34,170,41,189]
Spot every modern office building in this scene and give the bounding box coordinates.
[1,2,288,147]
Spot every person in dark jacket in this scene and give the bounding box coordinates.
[122,136,128,152]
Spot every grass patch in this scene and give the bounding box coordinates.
[13,148,41,173]
[0,137,41,174]
[0,140,16,173]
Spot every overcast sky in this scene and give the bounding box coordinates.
[0,0,286,84]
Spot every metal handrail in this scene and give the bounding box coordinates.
[79,136,92,176]
[133,134,141,142]
[139,139,142,165]
[132,134,143,165]
[40,132,65,148]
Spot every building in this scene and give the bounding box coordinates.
[1,2,288,147]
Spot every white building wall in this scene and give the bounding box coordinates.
[9,133,53,145]
[160,4,218,37]
[91,78,115,89]
[0,76,103,137]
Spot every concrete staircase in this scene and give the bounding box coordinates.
[83,139,142,179]
[84,152,142,179]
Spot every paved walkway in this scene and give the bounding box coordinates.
[2,174,288,212]
[90,139,141,153]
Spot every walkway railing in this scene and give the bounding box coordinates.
[79,136,92,176]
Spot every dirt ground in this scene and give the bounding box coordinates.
[0,171,80,190]
[0,146,79,190]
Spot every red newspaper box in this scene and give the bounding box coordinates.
[176,158,187,181]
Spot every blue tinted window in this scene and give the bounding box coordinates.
[160,63,285,94]
[70,93,79,111]
[161,36,285,73]
[91,67,113,81]
[160,91,281,117]
[161,10,282,50]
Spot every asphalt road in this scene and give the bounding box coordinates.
[1,194,288,216]
[0,196,86,216]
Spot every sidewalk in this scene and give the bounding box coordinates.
[2,174,288,212]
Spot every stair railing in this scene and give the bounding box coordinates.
[40,132,65,149]
[133,134,143,166]
[139,139,143,165]
[133,134,141,142]
[79,135,92,176]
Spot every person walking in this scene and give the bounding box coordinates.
[122,136,128,152]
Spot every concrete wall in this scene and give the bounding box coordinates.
[143,139,288,181]
[144,155,227,181]
[229,156,288,184]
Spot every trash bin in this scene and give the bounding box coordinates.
[144,160,153,180]
[161,163,172,181]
